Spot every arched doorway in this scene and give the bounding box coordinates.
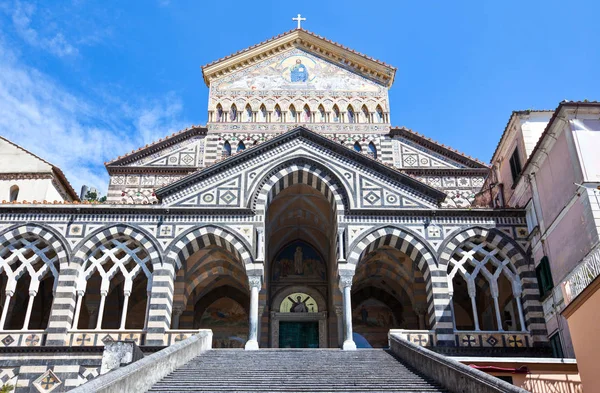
[351,247,424,348]
[170,233,250,349]
[264,183,337,347]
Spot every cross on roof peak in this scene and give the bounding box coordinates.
[292,14,306,29]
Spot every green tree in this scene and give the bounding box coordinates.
[0,383,14,393]
[84,191,107,203]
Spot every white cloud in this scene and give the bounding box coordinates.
[0,35,190,194]
[9,1,78,57]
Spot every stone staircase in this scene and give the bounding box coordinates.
[147,349,448,392]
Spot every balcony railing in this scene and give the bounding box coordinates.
[563,243,600,304]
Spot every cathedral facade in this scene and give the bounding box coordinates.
[0,28,547,390]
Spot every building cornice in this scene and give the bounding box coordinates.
[0,203,525,218]
[201,29,396,88]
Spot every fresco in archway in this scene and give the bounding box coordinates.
[272,241,326,281]
[199,297,247,348]
[352,298,398,348]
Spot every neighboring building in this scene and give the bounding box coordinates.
[486,101,600,389]
[0,28,585,393]
[0,136,79,203]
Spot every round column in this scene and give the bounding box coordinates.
[245,275,262,350]
[339,272,356,350]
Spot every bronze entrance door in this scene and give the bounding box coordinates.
[278,321,319,348]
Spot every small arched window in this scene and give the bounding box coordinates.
[230,105,238,122]
[274,105,282,122]
[9,185,19,202]
[362,105,370,123]
[368,142,377,159]
[222,141,231,158]
[303,105,311,123]
[216,104,223,122]
[289,105,297,122]
[245,105,253,122]
[376,105,384,123]
[347,106,355,123]
[332,105,340,122]
[237,141,246,152]
[353,142,362,152]
[260,105,267,122]
[318,105,326,122]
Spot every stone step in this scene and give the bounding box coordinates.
[147,349,447,393]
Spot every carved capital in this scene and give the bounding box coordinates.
[338,273,354,290]
[248,275,263,289]
[334,305,343,316]
[172,306,184,317]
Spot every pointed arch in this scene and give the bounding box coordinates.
[222,141,231,158]
[376,105,384,123]
[244,104,253,122]
[347,105,355,123]
[368,142,377,159]
[229,104,238,121]
[353,141,362,152]
[237,141,246,152]
[259,104,267,122]
[215,104,223,122]
[289,105,297,122]
[274,104,282,122]
[332,105,340,122]
[318,104,326,122]
[302,104,311,123]
[361,105,370,123]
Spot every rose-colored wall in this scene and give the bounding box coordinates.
[545,197,598,283]
[535,129,582,229]
[488,372,582,393]
[565,283,600,392]
[534,128,596,283]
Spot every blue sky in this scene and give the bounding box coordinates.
[1,0,599,193]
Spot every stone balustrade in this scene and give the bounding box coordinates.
[388,329,533,349]
[0,330,44,347]
[562,243,600,304]
[67,330,146,347]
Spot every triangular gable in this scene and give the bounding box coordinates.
[202,29,396,89]
[0,136,79,200]
[389,127,489,169]
[157,127,446,211]
[105,126,207,169]
[126,138,204,168]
